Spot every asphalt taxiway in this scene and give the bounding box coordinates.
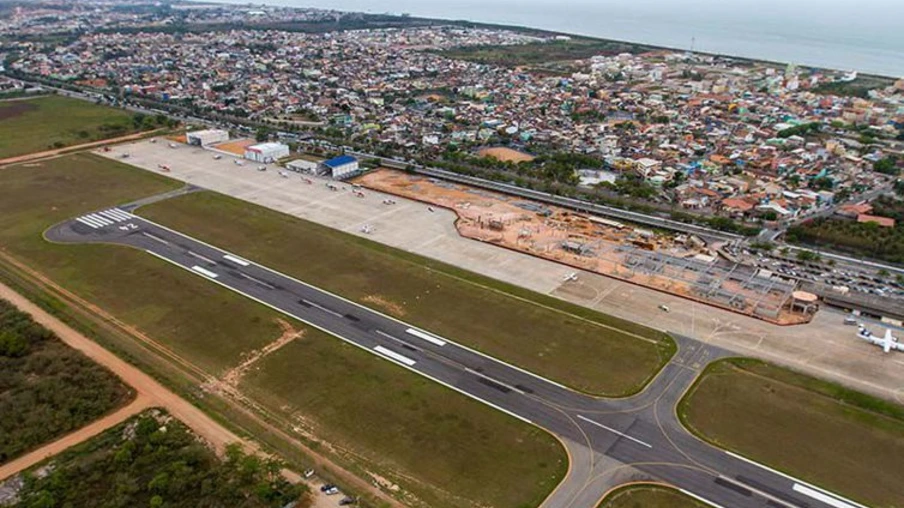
[45,203,870,508]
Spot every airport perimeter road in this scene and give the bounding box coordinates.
[46,207,869,508]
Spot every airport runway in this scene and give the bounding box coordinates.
[45,205,869,508]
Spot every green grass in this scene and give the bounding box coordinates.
[139,191,674,396]
[678,358,904,508]
[0,95,140,159]
[243,332,566,508]
[597,484,706,508]
[0,153,568,508]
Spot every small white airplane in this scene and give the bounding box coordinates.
[213,154,223,160]
[563,272,578,282]
[857,325,904,353]
[360,224,375,234]
[279,171,289,178]
[233,160,244,166]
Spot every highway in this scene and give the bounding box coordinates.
[46,204,870,508]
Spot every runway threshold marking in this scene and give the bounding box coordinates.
[405,328,447,346]
[191,265,219,279]
[76,217,100,229]
[373,345,417,366]
[725,451,867,508]
[79,215,107,228]
[576,414,652,448]
[223,254,250,266]
[87,213,113,226]
[107,209,134,221]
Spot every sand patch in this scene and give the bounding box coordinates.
[477,146,535,163]
[362,294,406,317]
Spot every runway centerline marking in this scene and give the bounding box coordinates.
[405,328,447,346]
[237,272,275,289]
[300,299,344,318]
[373,345,416,366]
[187,250,217,265]
[142,232,171,246]
[576,414,652,448]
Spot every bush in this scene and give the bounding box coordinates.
[0,299,132,463]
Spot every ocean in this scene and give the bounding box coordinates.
[211,0,904,77]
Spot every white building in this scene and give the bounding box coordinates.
[186,129,229,146]
[244,142,290,163]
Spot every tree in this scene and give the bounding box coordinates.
[874,156,900,176]
[254,128,271,142]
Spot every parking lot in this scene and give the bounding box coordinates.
[101,138,904,403]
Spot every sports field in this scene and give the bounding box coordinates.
[679,358,904,507]
[597,484,706,508]
[0,96,140,159]
[139,191,674,396]
[0,154,568,507]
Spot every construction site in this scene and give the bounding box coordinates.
[356,169,814,325]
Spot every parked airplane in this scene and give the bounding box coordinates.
[563,272,578,282]
[233,160,244,166]
[157,164,170,172]
[857,324,904,353]
[213,154,222,160]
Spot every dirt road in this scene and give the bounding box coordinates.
[0,282,358,508]
[0,395,151,481]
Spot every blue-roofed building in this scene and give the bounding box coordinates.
[321,155,360,180]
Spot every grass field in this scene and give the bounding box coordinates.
[597,484,706,508]
[243,333,566,508]
[139,191,674,396]
[0,96,142,159]
[679,358,904,507]
[0,154,568,507]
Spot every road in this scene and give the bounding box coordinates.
[43,203,870,508]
